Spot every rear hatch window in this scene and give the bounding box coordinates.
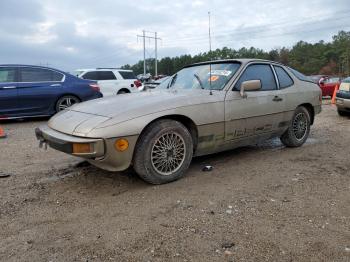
[118,71,136,79]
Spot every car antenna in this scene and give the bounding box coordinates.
[208,11,213,95]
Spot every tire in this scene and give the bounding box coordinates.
[280,106,311,147]
[133,119,193,184]
[55,95,80,112]
[337,109,348,116]
[117,90,129,95]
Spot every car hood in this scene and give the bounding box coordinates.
[49,89,218,136]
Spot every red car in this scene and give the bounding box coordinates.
[310,75,341,97]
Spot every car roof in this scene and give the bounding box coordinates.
[184,58,286,68]
[0,64,66,74]
[76,68,133,72]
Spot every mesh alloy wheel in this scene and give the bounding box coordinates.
[151,132,186,176]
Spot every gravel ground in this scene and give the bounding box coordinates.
[0,104,349,262]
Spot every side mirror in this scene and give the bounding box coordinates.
[240,80,261,98]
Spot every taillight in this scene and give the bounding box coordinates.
[89,83,100,92]
[134,80,142,88]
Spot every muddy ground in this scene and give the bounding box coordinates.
[0,104,349,262]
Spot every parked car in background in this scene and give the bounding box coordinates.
[36,59,321,184]
[143,76,170,90]
[137,73,152,83]
[309,75,341,97]
[335,77,350,116]
[319,76,341,97]
[76,68,143,96]
[0,65,102,119]
[310,75,328,84]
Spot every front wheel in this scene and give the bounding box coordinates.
[280,106,311,147]
[133,119,193,184]
[337,109,348,116]
[55,95,80,112]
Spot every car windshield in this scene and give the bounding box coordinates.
[166,62,241,90]
[157,76,172,89]
[74,70,85,77]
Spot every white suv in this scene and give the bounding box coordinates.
[75,68,143,96]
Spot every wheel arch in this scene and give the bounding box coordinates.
[117,88,131,94]
[298,103,315,125]
[138,114,199,153]
[56,93,82,102]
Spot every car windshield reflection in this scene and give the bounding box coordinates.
[165,62,241,90]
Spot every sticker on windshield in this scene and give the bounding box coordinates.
[209,75,219,82]
[208,70,232,77]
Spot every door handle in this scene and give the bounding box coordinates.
[50,84,61,87]
[272,96,283,102]
[2,86,16,89]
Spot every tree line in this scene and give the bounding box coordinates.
[121,31,350,77]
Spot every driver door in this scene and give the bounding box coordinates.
[224,63,286,142]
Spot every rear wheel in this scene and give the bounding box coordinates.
[281,106,311,147]
[133,119,193,184]
[55,95,80,112]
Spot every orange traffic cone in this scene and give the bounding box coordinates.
[331,83,340,104]
[0,127,6,138]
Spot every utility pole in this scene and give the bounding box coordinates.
[155,32,158,77]
[137,31,161,77]
[143,30,146,75]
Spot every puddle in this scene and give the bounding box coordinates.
[255,137,318,151]
[255,138,284,150]
[305,137,318,145]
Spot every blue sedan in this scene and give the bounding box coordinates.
[0,65,103,119]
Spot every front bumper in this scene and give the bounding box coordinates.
[35,125,105,158]
[335,97,350,111]
[35,125,139,172]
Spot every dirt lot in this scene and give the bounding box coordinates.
[0,104,349,262]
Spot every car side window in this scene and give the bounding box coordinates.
[20,68,63,82]
[235,64,277,91]
[274,66,293,89]
[0,67,16,83]
[52,71,64,81]
[118,71,137,79]
[97,71,117,80]
[82,71,98,80]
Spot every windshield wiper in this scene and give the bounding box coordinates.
[194,74,204,89]
[169,74,177,88]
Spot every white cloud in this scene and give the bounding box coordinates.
[0,0,349,71]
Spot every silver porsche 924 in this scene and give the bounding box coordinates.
[36,59,322,184]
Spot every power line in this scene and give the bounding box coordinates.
[163,23,350,49]
[162,9,350,44]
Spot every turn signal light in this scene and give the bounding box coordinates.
[73,143,92,154]
[114,139,129,152]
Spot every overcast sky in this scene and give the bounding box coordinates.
[1,0,349,71]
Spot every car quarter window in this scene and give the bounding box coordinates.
[82,71,98,80]
[234,64,277,91]
[118,71,136,79]
[20,67,64,82]
[274,66,294,88]
[97,71,117,80]
[0,67,16,83]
